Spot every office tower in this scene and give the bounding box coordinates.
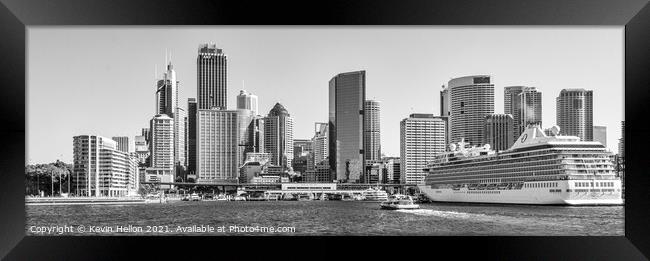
[440,85,450,117]
[381,156,401,184]
[329,71,365,182]
[484,114,515,151]
[111,136,129,153]
[619,121,625,157]
[197,43,227,110]
[72,135,138,197]
[156,61,178,118]
[247,116,265,153]
[313,122,329,165]
[186,98,197,175]
[400,114,446,184]
[449,75,494,146]
[292,139,313,175]
[196,109,252,183]
[150,114,174,170]
[237,90,259,116]
[293,139,313,158]
[134,135,149,163]
[440,85,451,148]
[594,126,607,147]
[556,89,593,141]
[141,128,150,144]
[504,86,542,140]
[263,103,294,170]
[174,107,186,179]
[364,100,381,162]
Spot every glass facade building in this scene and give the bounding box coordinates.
[329,71,365,183]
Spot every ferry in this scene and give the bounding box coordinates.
[418,125,623,205]
[362,188,389,202]
[380,196,420,210]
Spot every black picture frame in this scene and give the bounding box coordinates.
[1,0,649,259]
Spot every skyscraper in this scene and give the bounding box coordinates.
[484,114,515,151]
[449,75,494,146]
[440,85,450,117]
[263,103,294,170]
[150,114,174,170]
[156,61,178,118]
[196,109,252,183]
[197,44,227,110]
[556,89,593,141]
[329,71,365,183]
[111,136,129,153]
[400,114,446,184]
[594,125,607,147]
[504,86,542,140]
[237,90,259,116]
[186,98,197,175]
[134,135,149,164]
[313,122,329,166]
[174,107,186,179]
[619,121,625,157]
[364,100,381,162]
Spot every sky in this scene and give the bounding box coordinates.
[27,27,624,164]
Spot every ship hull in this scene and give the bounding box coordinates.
[418,180,623,206]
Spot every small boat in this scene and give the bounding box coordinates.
[297,194,312,201]
[380,196,420,210]
[233,196,247,201]
[189,193,201,201]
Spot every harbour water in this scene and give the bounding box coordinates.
[26,201,623,236]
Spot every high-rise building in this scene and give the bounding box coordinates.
[237,90,259,116]
[329,71,365,183]
[196,109,253,183]
[186,98,197,175]
[440,85,450,117]
[174,107,186,179]
[247,116,265,154]
[111,136,129,153]
[150,114,174,170]
[72,135,138,197]
[134,135,149,164]
[556,89,593,141]
[449,75,494,146]
[141,128,150,144]
[313,122,329,166]
[292,139,313,175]
[619,121,625,157]
[400,114,446,184]
[381,157,401,184]
[197,44,227,110]
[364,100,381,162]
[263,103,294,170]
[504,86,542,140]
[293,139,313,158]
[156,61,178,118]
[594,125,607,148]
[484,114,515,151]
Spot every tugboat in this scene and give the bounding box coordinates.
[380,196,420,210]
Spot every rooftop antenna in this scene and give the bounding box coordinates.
[165,48,168,67]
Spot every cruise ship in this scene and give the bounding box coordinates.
[418,125,623,205]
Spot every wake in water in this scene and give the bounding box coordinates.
[395,209,583,229]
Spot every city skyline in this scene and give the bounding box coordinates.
[27,27,623,164]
